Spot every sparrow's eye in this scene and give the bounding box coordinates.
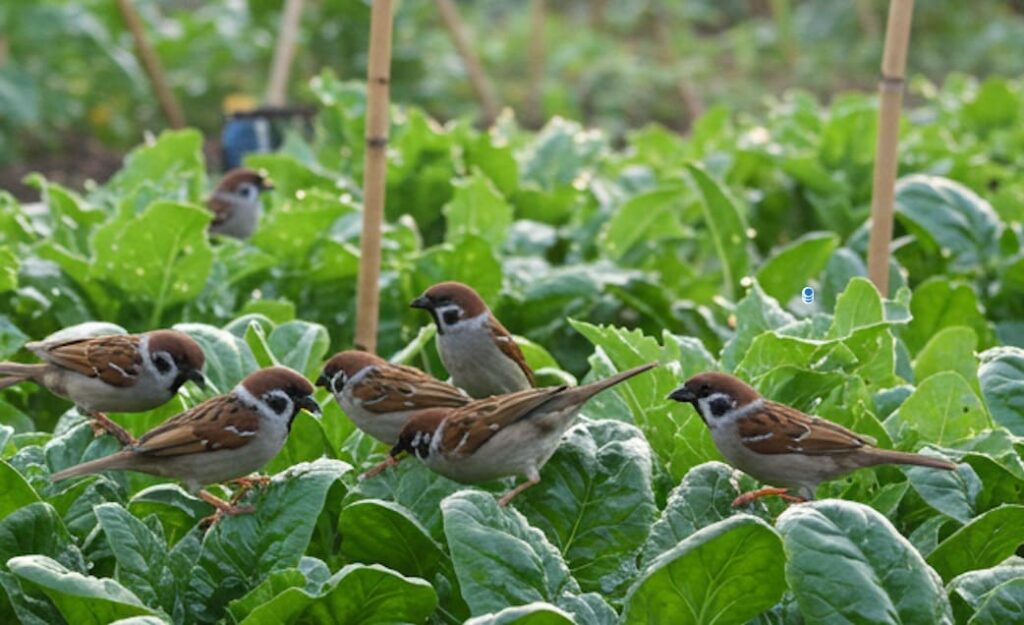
[153,353,173,374]
[331,371,347,393]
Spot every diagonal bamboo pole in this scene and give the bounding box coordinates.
[115,0,185,129]
[354,0,395,354]
[265,0,305,106]
[866,0,914,296]
[434,0,501,126]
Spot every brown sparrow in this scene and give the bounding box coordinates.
[387,362,657,506]
[0,330,206,445]
[411,281,534,398]
[207,167,273,239]
[316,350,470,446]
[50,366,319,520]
[668,372,957,506]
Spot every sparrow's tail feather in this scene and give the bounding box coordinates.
[562,362,659,404]
[864,448,957,470]
[0,363,46,388]
[50,451,138,482]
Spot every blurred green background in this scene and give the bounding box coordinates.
[3,0,1024,197]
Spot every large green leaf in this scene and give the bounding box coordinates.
[914,326,980,392]
[190,459,350,612]
[640,461,745,566]
[598,186,686,260]
[0,459,40,522]
[514,419,656,598]
[91,201,213,326]
[355,461,463,542]
[927,505,1024,581]
[777,500,952,624]
[442,490,576,616]
[885,371,991,447]
[8,556,157,625]
[755,231,839,304]
[174,322,258,394]
[0,502,85,573]
[105,129,205,200]
[464,602,575,625]
[902,278,995,354]
[978,347,1024,435]
[623,515,784,625]
[685,163,751,300]
[720,283,795,370]
[338,499,443,579]
[444,173,514,248]
[969,578,1024,625]
[94,504,181,621]
[267,320,330,379]
[948,558,1024,621]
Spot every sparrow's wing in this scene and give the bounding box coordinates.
[488,318,535,386]
[34,335,142,388]
[353,364,469,412]
[133,394,259,457]
[738,401,870,456]
[207,193,233,227]
[441,386,563,458]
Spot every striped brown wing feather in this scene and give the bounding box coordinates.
[739,401,868,456]
[40,335,142,387]
[440,386,562,457]
[489,318,535,386]
[134,395,258,457]
[352,365,469,412]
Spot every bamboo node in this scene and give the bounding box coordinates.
[880,75,905,88]
[374,76,390,85]
[366,136,389,148]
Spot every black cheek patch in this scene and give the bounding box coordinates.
[154,356,171,374]
[267,395,288,414]
[710,397,733,418]
[442,310,460,325]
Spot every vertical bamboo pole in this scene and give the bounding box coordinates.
[435,0,501,126]
[354,0,395,354]
[856,0,882,38]
[651,3,704,130]
[866,0,914,296]
[524,0,545,127]
[770,0,798,66]
[266,0,305,106]
[115,0,185,129]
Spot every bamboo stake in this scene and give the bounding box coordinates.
[524,0,545,127]
[866,0,914,296]
[115,0,185,129]
[434,0,501,126]
[354,0,395,354]
[266,0,305,106]
[856,0,882,38]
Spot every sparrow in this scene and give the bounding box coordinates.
[50,366,319,521]
[668,372,957,506]
[316,350,470,446]
[207,167,273,239]
[411,281,534,398]
[387,362,657,506]
[0,330,206,446]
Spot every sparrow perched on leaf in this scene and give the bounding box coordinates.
[317,350,470,446]
[387,362,657,506]
[207,167,273,239]
[668,372,956,506]
[51,366,319,522]
[411,281,534,398]
[0,330,206,446]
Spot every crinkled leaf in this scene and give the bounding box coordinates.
[0,502,85,573]
[267,320,329,379]
[978,347,1024,435]
[777,500,952,624]
[624,515,784,625]
[927,505,1024,581]
[969,578,1024,625]
[174,323,258,394]
[465,602,575,625]
[515,419,656,598]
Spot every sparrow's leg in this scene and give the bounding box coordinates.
[358,455,401,481]
[198,489,256,526]
[497,475,541,507]
[87,411,137,447]
[731,487,807,508]
[228,475,272,504]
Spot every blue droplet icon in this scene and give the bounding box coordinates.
[802,287,815,304]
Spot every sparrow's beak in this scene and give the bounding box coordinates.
[410,295,432,310]
[315,373,330,388]
[297,395,321,416]
[667,386,696,404]
[188,369,207,389]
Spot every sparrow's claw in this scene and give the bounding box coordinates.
[358,456,400,481]
[227,475,271,504]
[88,412,137,447]
[198,489,256,527]
[497,477,541,507]
[731,487,805,508]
